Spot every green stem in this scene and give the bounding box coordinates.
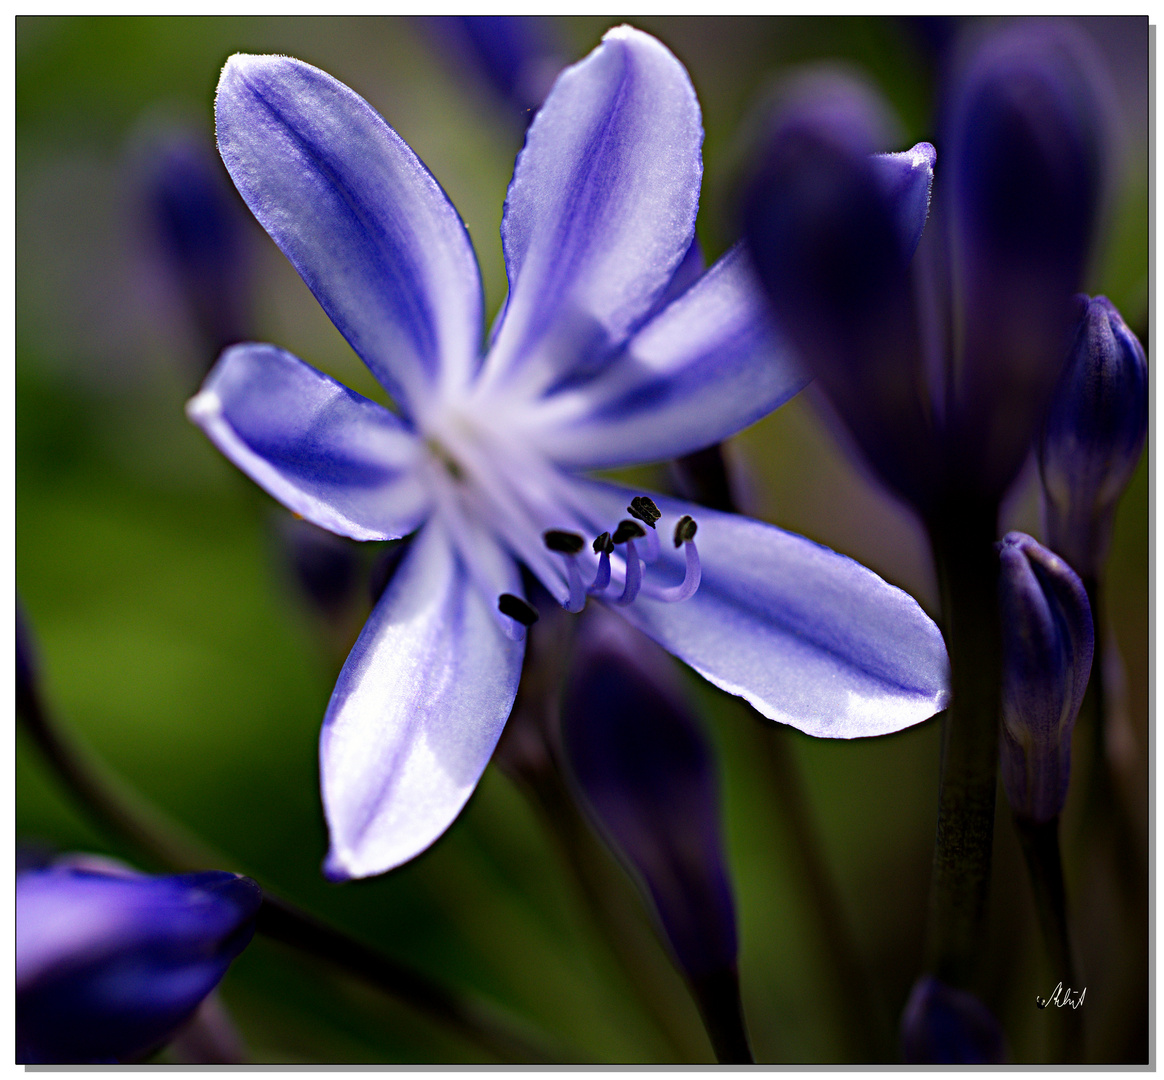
[688,968,753,1064]
[16,678,561,1063]
[755,714,891,1059]
[517,763,712,1061]
[923,501,1002,987]
[1014,815,1082,1063]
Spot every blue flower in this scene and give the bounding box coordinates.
[189,27,950,880]
[17,857,261,1064]
[742,21,1109,512]
[997,532,1094,824]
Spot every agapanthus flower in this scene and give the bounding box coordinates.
[189,27,949,880]
[17,856,261,1064]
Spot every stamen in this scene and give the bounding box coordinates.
[614,538,642,606]
[543,529,585,554]
[589,532,613,594]
[673,515,698,547]
[498,593,539,626]
[612,519,646,545]
[626,495,661,529]
[654,536,701,602]
[544,531,587,612]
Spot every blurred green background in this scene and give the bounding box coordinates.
[16,16,1149,1063]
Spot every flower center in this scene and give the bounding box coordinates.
[419,400,700,635]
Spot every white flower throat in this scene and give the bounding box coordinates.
[419,392,701,637]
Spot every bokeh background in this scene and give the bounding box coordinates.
[16,16,1149,1063]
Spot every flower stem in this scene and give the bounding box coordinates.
[688,968,753,1064]
[923,501,1002,987]
[755,713,892,1059]
[1014,815,1082,1062]
[16,669,562,1063]
[513,761,714,1061]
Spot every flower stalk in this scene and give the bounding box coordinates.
[1014,815,1081,1062]
[15,645,563,1063]
[923,501,1002,987]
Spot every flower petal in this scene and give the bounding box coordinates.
[187,343,430,541]
[523,245,809,468]
[215,54,484,414]
[483,26,703,395]
[569,479,950,737]
[320,519,525,879]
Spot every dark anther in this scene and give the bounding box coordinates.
[673,515,698,547]
[612,519,646,545]
[498,593,539,626]
[543,529,585,555]
[626,495,661,529]
[592,531,614,555]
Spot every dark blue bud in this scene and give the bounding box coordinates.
[901,974,1009,1063]
[422,16,564,122]
[17,861,261,1063]
[944,21,1110,497]
[742,74,938,509]
[138,129,254,365]
[274,514,361,619]
[16,598,38,712]
[997,532,1094,824]
[560,610,737,979]
[1039,295,1148,579]
[871,142,936,259]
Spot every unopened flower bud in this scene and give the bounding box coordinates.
[945,21,1109,498]
[901,974,1009,1063]
[560,609,737,980]
[997,532,1094,824]
[138,129,254,370]
[17,860,261,1063]
[1039,295,1148,579]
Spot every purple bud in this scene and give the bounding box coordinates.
[901,974,1009,1063]
[560,610,737,979]
[944,21,1110,497]
[742,74,939,510]
[1039,295,1147,579]
[871,141,936,260]
[997,532,1094,824]
[16,599,37,711]
[422,16,564,123]
[17,861,261,1063]
[138,129,254,366]
[274,514,361,620]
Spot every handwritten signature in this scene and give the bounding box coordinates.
[1037,982,1086,1010]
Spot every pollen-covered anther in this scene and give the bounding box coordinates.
[543,529,585,554]
[592,531,614,555]
[498,593,539,626]
[627,495,661,529]
[612,519,646,544]
[673,515,698,547]
[544,530,587,612]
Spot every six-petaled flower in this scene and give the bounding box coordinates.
[189,27,950,880]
